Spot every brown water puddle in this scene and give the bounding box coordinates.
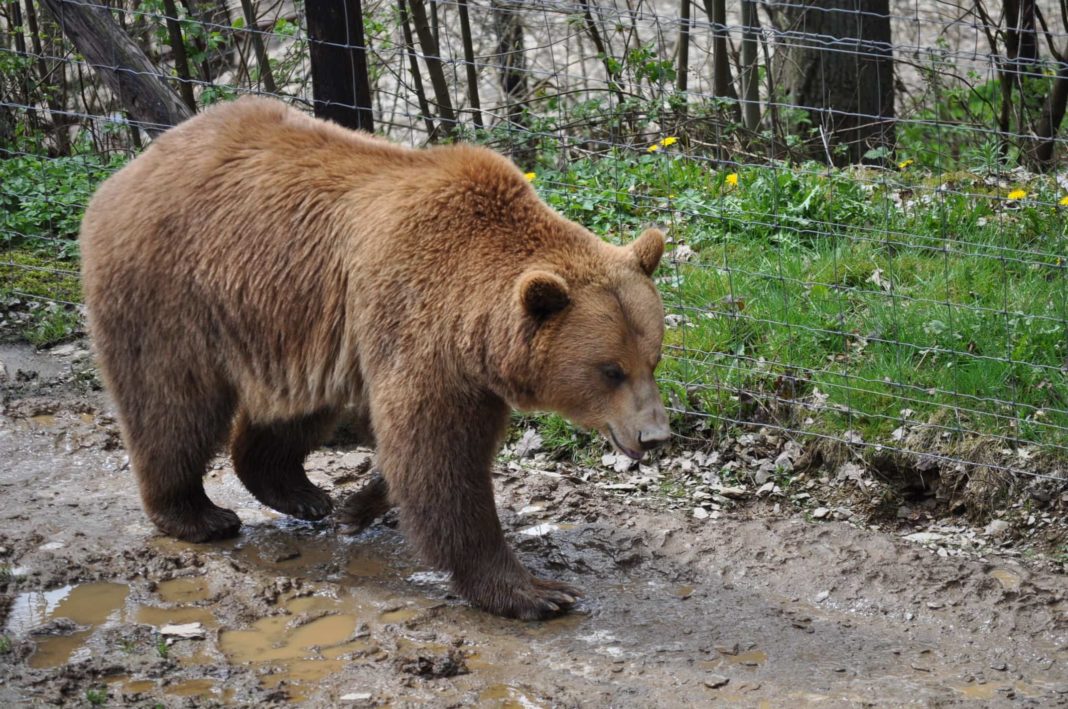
[4,582,128,668]
[219,591,426,700]
[156,576,213,603]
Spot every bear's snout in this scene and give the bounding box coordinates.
[638,423,671,451]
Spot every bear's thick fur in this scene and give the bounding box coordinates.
[80,97,669,618]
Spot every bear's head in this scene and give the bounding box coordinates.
[512,227,671,460]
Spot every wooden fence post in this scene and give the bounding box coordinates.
[305,0,375,132]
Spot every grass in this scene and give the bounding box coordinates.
[4,130,1067,460]
[85,687,107,705]
[0,635,11,654]
[531,149,1068,454]
[155,637,169,659]
[0,148,119,347]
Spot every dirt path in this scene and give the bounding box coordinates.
[1,344,1066,707]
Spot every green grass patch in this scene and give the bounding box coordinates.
[0,249,83,347]
[0,148,121,347]
[532,150,1068,452]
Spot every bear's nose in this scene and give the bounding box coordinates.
[638,426,671,451]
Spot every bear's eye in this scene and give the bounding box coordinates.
[601,363,626,385]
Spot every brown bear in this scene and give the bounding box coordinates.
[80,96,670,619]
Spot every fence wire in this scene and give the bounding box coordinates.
[2,0,1067,487]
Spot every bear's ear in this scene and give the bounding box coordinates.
[518,270,570,321]
[631,227,665,276]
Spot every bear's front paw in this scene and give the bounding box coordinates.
[151,504,241,543]
[465,575,583,620]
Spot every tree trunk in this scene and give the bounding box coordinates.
[24,0,72,154]
[397,0,436,137]
[38,0,192,135]
[240,0,276,94]
[491,0,528,128]
[457,0,483,129]
[740,0,761,132]
[406,0,456,133]
[768,0,895,165]
[1030,60,1068,168]
[305,0,374,132]
[161,0,197,112]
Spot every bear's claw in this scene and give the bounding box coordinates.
[270,484,333,521]
[475,575,583,620]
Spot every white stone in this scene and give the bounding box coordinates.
[160,622,205,639]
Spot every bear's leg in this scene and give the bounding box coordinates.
[374,390,580,620]
[230,409,337,521]
[338,472,392,533]
[122,388,242,543]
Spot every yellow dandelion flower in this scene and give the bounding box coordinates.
[898,159,913,170]
[647,143,661,153]
[726,173,739,187]
[524,172,536,182]
[660,136,678,147]
[1059,195,1068,207]
[1007,189,1027,200]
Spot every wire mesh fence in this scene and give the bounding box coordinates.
[2,0,1067,488]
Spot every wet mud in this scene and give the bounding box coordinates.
[1,344,1067,707]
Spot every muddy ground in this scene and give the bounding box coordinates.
[0,342,1066,708]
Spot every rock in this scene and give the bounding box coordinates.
[704,675,730,689]
[904,532,946,544]
[340,693,373,702]
[693,507,709,520]
[756,482,777,496]
[984,520,1010,536]
[990,660,1007,672]
[715,643,739,656]
[664,313,690,328]
[514,428,543,458]
[815,590,830,602]
[812,507,830,519]
[773,451,793,470]
[671,244,695,263]
[160,622,205,639]
[715,486,747,499]
[519,523,560,537]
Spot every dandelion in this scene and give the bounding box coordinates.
[1059,195,1068,207]
[524,172,536,182]
[726,172,739,187]
[661,136,678,147]
[1007,189,1027,200]
[647,143,661,153]
[898,159,913,170]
